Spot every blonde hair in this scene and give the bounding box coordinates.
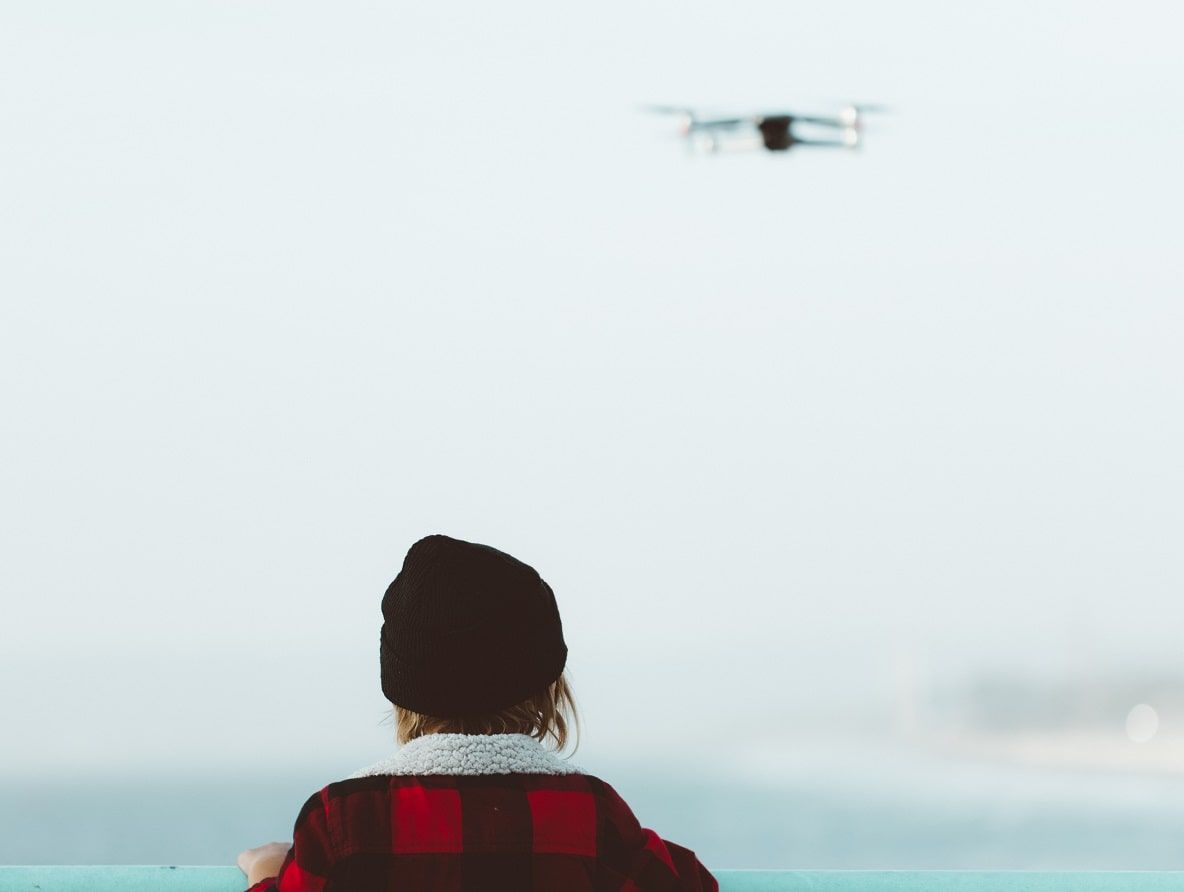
[392,672,580,754]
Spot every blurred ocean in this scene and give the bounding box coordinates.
[5,743,1184,870]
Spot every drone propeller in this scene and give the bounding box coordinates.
[640,103,696,116]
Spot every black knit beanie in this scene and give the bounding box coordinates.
[380,533,568,718]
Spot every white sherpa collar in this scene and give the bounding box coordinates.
[346,733,584,779]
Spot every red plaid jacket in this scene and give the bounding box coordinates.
[244,770,717,892]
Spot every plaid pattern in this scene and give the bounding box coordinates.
[246,772,717,891]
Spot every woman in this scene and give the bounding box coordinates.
[237,533,718,891]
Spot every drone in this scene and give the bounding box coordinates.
[647,103,884,154]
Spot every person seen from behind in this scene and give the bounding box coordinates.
[237,533,719,891]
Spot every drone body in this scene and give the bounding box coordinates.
[649,104,880,154]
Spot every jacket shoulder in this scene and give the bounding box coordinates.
[290,774,716,890]
[321,771,602,794]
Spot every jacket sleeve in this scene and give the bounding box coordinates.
[243,788,335,892]
[598,781,719,892]
[663,839,720,892]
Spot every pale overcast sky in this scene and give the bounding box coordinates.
[1,1,1182,778]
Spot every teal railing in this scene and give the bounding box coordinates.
[3,868,1184,890]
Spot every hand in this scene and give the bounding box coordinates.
[237,841,292,885]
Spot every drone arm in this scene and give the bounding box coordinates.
[690,117,750,130]
[792,114,845,128]
[792,136,857,148]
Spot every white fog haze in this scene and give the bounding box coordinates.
[2,0,1183,869]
